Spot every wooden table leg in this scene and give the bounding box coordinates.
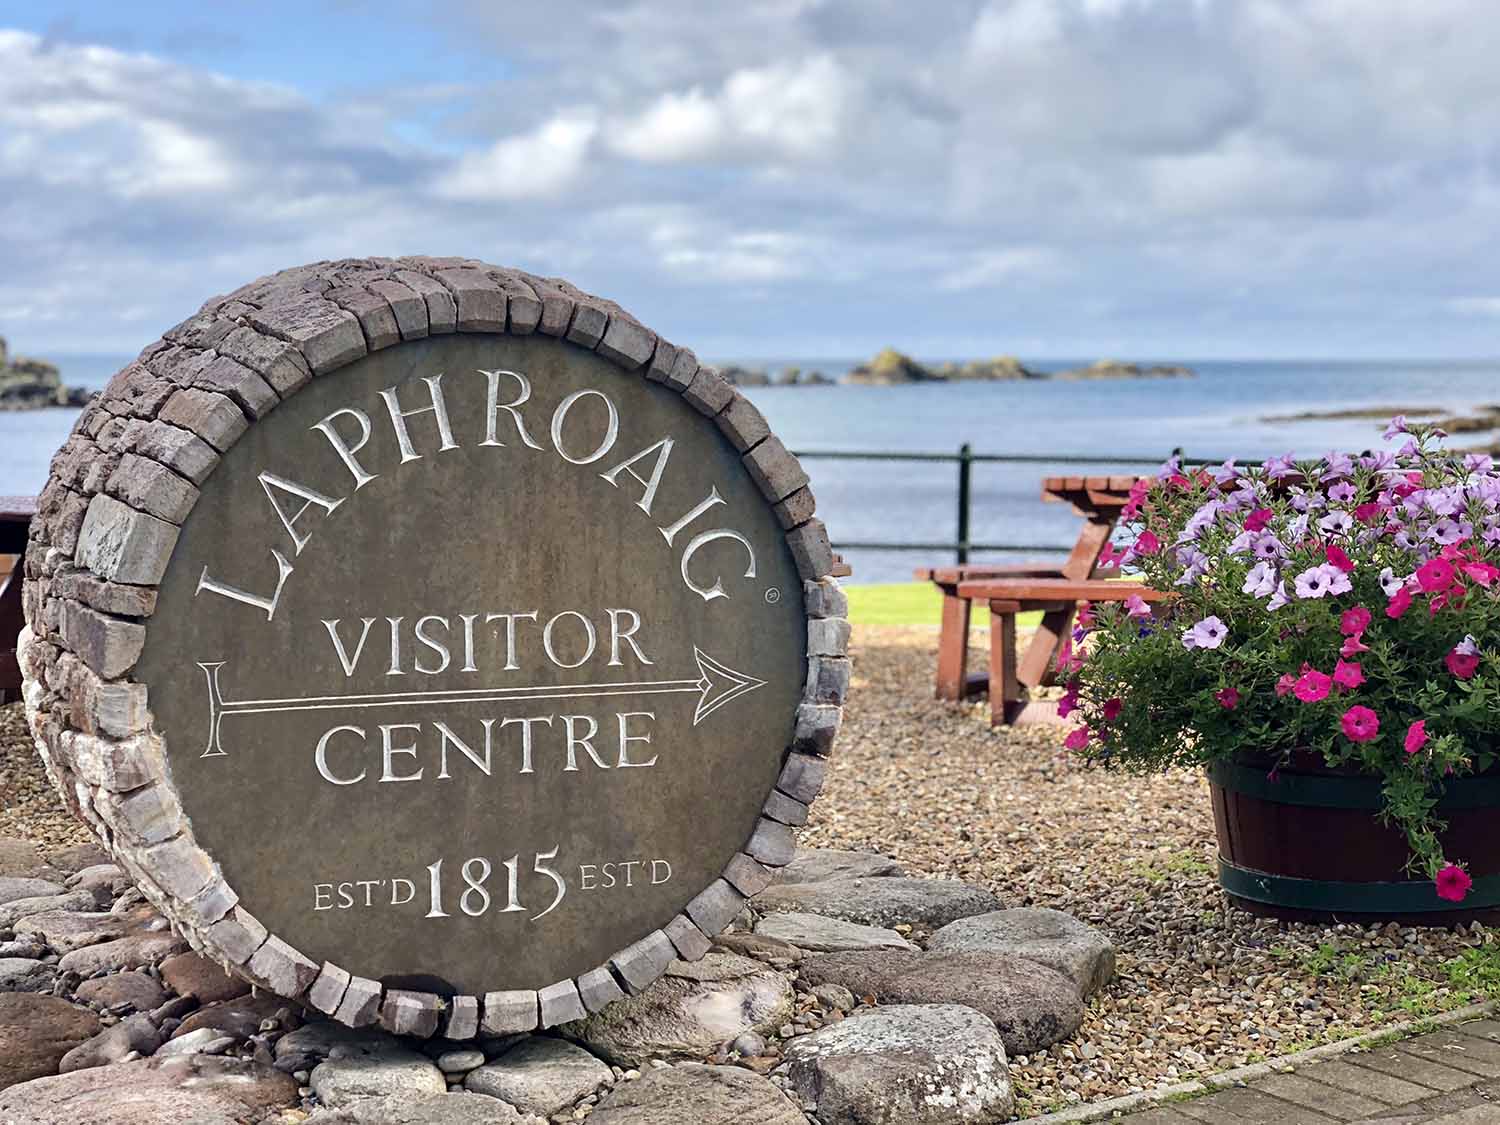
[0,555,23,706]
[934,584,970,701]
[988,599,1021,726]
[1018,607,1074,688]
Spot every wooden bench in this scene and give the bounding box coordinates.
[0,497,35,705]
[958,577,1173,726]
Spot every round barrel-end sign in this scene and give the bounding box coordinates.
[19,258,847,1038]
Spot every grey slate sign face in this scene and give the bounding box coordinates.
[135,333,806,996]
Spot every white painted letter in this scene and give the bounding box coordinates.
[380,723,424,782]
[436,719,493,779]
[600,437,674,515]
[257,472,343,555]
[543,610,597,669]
[561,714,609,770]
[313,408,377,490]
[616,711,658,768]
[606,608,653,667]
[196,550,294,621]
[322,617,376,677]
[486,611,538,671]
[501,715,553,774]
[479,369,544,449]
[658,487,725,546]
[380,374,459,464]
[550,389,619,465]
[680,529,757,602]
[413,615,452,674]
[315,725,366,785]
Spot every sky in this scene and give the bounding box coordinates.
[2,0,1500,361]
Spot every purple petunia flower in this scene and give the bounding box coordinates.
[1267,581,1291,611]
[1243,560,1277,598]
[1182,616,1228,650]
[1319,510,1354,535]
[1384,415,1409,441]
[1252,532,1287,559]
[1321,452,1355,482]
[1327,481,1357,503]
[1263,453,1297,480]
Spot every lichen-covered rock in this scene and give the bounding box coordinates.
[310,1041,447,1108]
[0,1054,298,1123]
[313,1090,548,1123]
[755,877,999,929]
[591,1063,807,1125]
[754,913,915,953]
[926,908,1116,998]
[771,848,905,885]
[463,1036,612,1116]
[780,1004,1012,1123]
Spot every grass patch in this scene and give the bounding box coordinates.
[843,582,1044,628]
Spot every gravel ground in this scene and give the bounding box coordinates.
[801,625,1498,1119]
[2,629,1495,1120]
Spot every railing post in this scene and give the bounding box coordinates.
[956,442,972,565]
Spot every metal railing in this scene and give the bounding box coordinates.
[790,444,1205,564]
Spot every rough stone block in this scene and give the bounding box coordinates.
[665,347,699,392]
[308,961,351,1015]
[763,789,810,828]
[683,368,735,417]
[247,934,319,1000]
[335,975,383,1027]
[442,994,479,1040]
[75,494,181,586]
[792,704,842,758]
[367,278,429,340]
[481,990,539,1035]
[664,914,712,962]
[98,782,182,846]
[207,906,268,965]
[327,285,402,351]
[645,340,679,383]
[515,272,575,336]
[181,878,238,928]
[808,617,851,658]
[246,296,367,375]
[60,600,146,679]
[490,272,541,334]
[393,270,457,333]
[144,835,218,902]
[214,325,313,396]
[773,486,817,531]
[128,420,220,485]
[65,731,161,792]
[54,571,157,621]
[787,519,836,581]
[164,309,235,350]
[107,453,199,524]
[577,966,627,1013]
[538,979,587,1028]
[184,354,281,419]
[804,656,851,707]
[597,315,656,370]
[684,879,746,938]
[744,437,810,503]
[715,394,770,453]
[803,579,848,620]
[158,388,249,453]
[609,930,677,995]
[565,301,608,349]
[379,988,442,1038]
[435,268,506,332]
[745,817,797,867]
[723,852,777,897]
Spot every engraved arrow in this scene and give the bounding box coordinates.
[195,647,766,758]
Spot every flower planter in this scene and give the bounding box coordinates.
[1208,754,1500,925]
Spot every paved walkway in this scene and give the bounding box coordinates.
[1126,1019,1500,1124]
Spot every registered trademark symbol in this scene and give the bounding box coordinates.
[764,587,781,605]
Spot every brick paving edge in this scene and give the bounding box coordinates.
[1020,998,1499,1123]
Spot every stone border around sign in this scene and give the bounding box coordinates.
[15,256,846,1038]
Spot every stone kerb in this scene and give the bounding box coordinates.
[17,255,846,1038]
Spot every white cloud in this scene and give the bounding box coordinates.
[1450,297,1500,317]
[436,111,599,201]
[938,248,1062,292]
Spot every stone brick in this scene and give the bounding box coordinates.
[489,272,542,334]
[610,931,677,995]
[144,835,218,902]
[743,437,810,503]
[247,934,319,1000]
[778,752,828,803]
[663,914,712,962]
[366,278,429,340]
[127,420,219,485]
[59,655,149,736]
[665,347,699,392]
[97,782,182,845]
[207,906,268,965]
[107,453,199,524]
[247,296,367,375]
[335,976,383,1027]
[379,988,442,1038]
[177,353,280,419]
[803,579,848,620]
[327,285,402,351]
[481,990,539,1035]
[645,340,679,384]
[789,706,842,761]
[393,270,457,333]
[164,310,235,350]
[214,325,313,396]
[684,879,746,938]
[442,994,479,1040]
[74,494,180,586]
[64,731,161,792]
[773,486,817,531]
[158,388,249,453]
[807,617,851,657]
[79,453,122,497]
[745,817,796,866]
[60,600,146,679]
[50,492,91,555]
[787,519,835,581]
[308,962,351,1015]
[717,393,774,453]
[102,363,176,419]
[683,368,735,417]
[566,301,609,349]
[515,273,575,337]
[181,878,238,928]
[434,268,506,332]
[804,656,851,706]
[763,789,810,828]
[723,852,777,897]
[577,966,626,1013]
[53,570,158,621]
[538,979,587,1028]
[597,315,656,370]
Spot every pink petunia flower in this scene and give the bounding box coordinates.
[1445,647,1480,679]
[1341,705,1380,742]
[1340,634,1370,657]
[1325,544,1356,573]
[1354,502,1384,525]
[1387,586,1413,618]
[1416,558,1456,594]
[1340,607,1372,636]
[1404,720,1428,755]
[1102,697,1123,721]
[1135,531,1161,556]
[1215,687,1240,710]
[1124,594,1152,620]
[1461,560,1499,588]
[1333,660,1365,690]
[1275,673,1297,697]
[1436,864,1473,903]
[1244,508,1274,533]
[1293,668,1333,702]
[1064,726,1091,751]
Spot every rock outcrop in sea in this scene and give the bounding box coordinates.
[0,338,92,411]
[842,349,1196,386]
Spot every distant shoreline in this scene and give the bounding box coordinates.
[719,348,1196,387]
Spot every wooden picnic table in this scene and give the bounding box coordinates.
[1,496,36,704]
[917,473,1145,709]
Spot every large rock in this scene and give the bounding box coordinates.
[780,1004,1012,1123]
[798,950,1083,1055]
[274,1019,394,1071]
[773,848,905,885]
[178,993,292,1042]
[844,349,943,386]
[591,1063,808,1125]
[45,843,112,874]
[926,908,1116,998]
[0,956,58,993]
[464,1036,612,1115]
[755,913,916,953]
[0,889,102,929]
[59,1012,163,1072]
[315,1091,547,1123]
[158,950,251,1003]
[75,970,170,1013]
[563,953,794,1067]
[0,993,103,1089]
[0,876,64,905]
[310,1040,447,1107]
[0,1054,298,1123]
[16,909,130,952]
[755,877,1000,929]
[58,930,187,975]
